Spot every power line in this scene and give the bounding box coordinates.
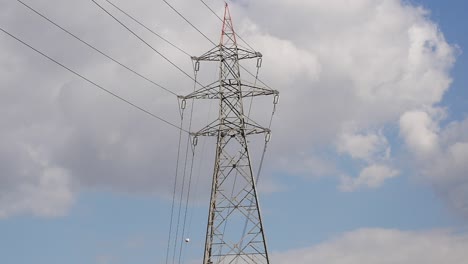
[198,0,256,51]
[0,26,187,132]
[163,0,275,91]
[165,115,185,264]
[103,0,191,57]
[176,67,199,264]
[91,0,196,82]
[95,0,274,93]
[93,0,221,97]
[16,0,177,97]
[162,0,217,46]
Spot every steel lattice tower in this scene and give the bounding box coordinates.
[180,4,278,264]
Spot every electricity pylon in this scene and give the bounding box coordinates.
[179,4,278,264]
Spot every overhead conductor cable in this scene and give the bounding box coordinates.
[16,0,177,96]
[0,26,186,132]
[91,0,196,82]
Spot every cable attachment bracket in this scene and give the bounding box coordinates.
[177,96,187,119]
[192,56,200,72]
[272,94,279,113]
[265,131,271,143]
[256,57,263,68]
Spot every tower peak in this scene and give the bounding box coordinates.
[220,3,237,46]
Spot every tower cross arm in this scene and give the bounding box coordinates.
[188,114,272,138]
[190,121,271,138]
[193,46,263,62]
[179,82,278,100]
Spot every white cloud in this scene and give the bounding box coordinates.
[0,143,74,218]
[337,130,390,162]
[0,0,460,218]
[257,178,287,194]
[273,228,468,264]
[400,110,440,157]
[243,0,456,191]
[422,127,468,217]
[277,153,338,178]
[95,254,117,264]
[251,33,321,86]
[398,111,468,218]
[335,129,396,192]
[339,164,399,192]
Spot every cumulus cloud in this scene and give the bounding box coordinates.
[339,164,399,192]
[337,130,390,162]
[400,113,468,218]
[336,130,398,191]
[242,0,456,192]
[273,228,468,264]
[96,254,117,264]
[0,0,460,218]
[400,110,440,156]
[277,153,338,178]
[0,141,74,218]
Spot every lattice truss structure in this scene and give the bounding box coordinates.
[179,4,278,264]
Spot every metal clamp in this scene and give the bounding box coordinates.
[181,99,187,110]
[273,94,279,105]
[256,57,263,68]
[265,132,271,142]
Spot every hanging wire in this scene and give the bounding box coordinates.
[165,105,186,264]
[183,63,219,260]
[91,0,196,82]
[247,57,262,118]
[162,0,217,46]
[0,26,186,133]
[177,60,204,263]
[103,0,192,57]
[172,62,199,264]
[256,93,278,184]
[198,0,256,51]
[92,0,224,99]
[16,0,178,97]
[162,0,274,91]
[177,136,197,263]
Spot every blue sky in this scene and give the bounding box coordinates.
[418,0,468,120]
[1,0,468,263]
